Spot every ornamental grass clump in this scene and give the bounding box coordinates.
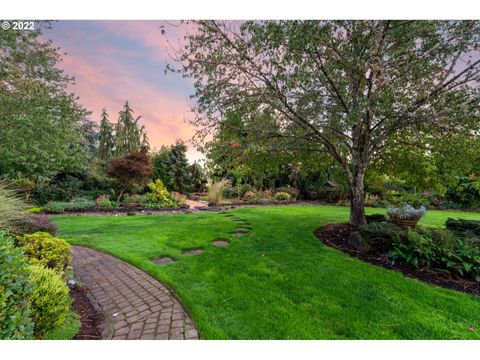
[207,179,232,205]
[0,181,27,230]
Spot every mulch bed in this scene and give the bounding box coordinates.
[314,223,480,297]
[70,285,104,340]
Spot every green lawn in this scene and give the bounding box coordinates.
[53,205,480,339]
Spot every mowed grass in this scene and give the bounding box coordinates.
[53,205,480,339]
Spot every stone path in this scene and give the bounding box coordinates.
[72,246,199,340]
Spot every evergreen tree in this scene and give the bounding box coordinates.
[151,146,174,189]
[189,162,207,192]
[169,140,192,194]
[98,108,114,161]
[114,101,149,156]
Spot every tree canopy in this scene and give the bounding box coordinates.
[0,23,92,181]
[172,20,480,225]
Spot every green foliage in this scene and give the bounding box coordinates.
[275,187,299,200]
[27,264,71,337]
[0,24,91,180]
[177,20,480,226]
[17,232,72,274]
[151,141,193,193]
[44,202,67,214]
[445,218,480,237]
[359,222,401,252]
[146,179,170,203]
[365,214,388,223]
[0,181,27,230]
[25,207,43,214]
[445,175,480,209]
[390,227,480,280]
[122,194,147,205]
[44,199,96,214]
[114,101,149,156]
[190,162,208,193]
[95,194,117,209]
[98,108,114,162]
[207,179,232,205]
[274,192,291,202]
[0,233,34,340]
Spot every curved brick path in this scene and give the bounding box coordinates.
[72,246,199,340]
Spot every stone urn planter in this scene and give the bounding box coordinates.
[390,217,420,229]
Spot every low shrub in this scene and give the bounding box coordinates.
[17,232,72,274]
[274,192,291,202]
[239,184,253,198]
[222,186,239,199]
[24,207,43,214]
[0,233,34,340]
[390,227,480,281]
[275,187,299,200]
[359,222,401,252]
[27,264,72,338]
[96,194,116,209]
[146,179,170,203]
[123,194,147,205]
[445,218,480,236]
[10,214,58,236]
[44,199,96,213]
[243,191,258,202]
[44,201,67,214]
[365,214,387,223]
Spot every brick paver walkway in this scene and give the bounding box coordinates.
[72,246,199,340]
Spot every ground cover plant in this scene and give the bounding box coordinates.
[54,205,480,339]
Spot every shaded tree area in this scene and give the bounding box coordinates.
[172,20,480,225]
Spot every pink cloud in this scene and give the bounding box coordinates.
[50,21,202,161]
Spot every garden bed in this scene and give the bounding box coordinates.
[314,223,480,297]
[70,285,104,340]
[45,204,189,216]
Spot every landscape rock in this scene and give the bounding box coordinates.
[347,231,371,252]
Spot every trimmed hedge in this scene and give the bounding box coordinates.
[27,264,72,337]
[17,232,72,274]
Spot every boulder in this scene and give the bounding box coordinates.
[347,231,371,252]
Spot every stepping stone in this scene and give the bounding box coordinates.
[236,227,250,232]
[182,248,204,256]
[152,257,175,265]
[212,240,229,247]
[232,218,247,223]
[232,232,247,237]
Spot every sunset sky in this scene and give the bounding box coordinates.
[43,20,202,162]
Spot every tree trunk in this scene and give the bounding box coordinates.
[349,169,367,227]
[117,188,125,203]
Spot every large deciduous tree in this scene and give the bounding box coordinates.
[172,20,480,225]
[0,22,91,181]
